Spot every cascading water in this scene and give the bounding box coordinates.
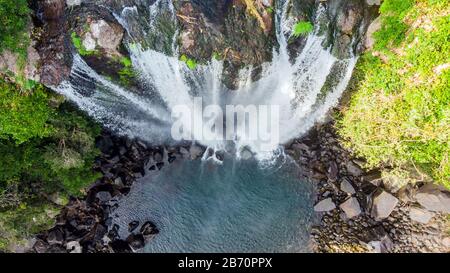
[54,0,363,252]
[56,0,357,159]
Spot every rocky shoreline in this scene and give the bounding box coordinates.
[287,121,450,253]
[31,119,450,253]
[32,132,208,253]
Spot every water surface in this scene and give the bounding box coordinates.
[112,155,316,253]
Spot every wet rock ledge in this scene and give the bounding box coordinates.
[286,121,450,253]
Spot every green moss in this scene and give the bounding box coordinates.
[292,21,314,38]
[71,32,96,56]
[338,0,450,188]
[180,54,198,70]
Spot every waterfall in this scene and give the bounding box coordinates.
[56,0,357,159]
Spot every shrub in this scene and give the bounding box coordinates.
[0,0,30,56]
[338,0,450,188]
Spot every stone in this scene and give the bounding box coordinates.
[189,145,203,159]
[240,149,253,160]
[340,197,361,219]
[96,191,112,203]
[366,0,381,6]
[89,19,124,54]
[126,234,145,250]
[314,198,336,212]
[47,228,64,245]
[128,221,140,232]
[415,183,450,213]
[409,207,434,224]
[140,221,159,240]
[327,161,339,181]
[66,241,82,253]
[364,16,381,50]
[345,161,363,177]
[340,178,356,194]
[371,190,399,220]
[66,0,82,7]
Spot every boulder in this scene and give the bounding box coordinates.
[66,241,82,253]
[340,197,361,219]
[340,178,356,195]
[314,198,336,212]
[364,16,381,50]
[409,207,435,224]
[345,161,364,177]
[371,190,399,220]
[415,184,450,213]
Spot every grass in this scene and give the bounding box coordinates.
[338,0,450,188]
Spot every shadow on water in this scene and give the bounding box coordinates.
[112,154,317,253]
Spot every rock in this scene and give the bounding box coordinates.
[84,19,124,55]
[66,241,82,253]
[66,0,82,7]
[179,147,190,158]
[371,190,399,220]
[327,161,339,181]
[366,0,381,6]
[409,207,435,224]
[128,221,140,232]
[364,16,381,50]
[96,191,112,203]
[189,145,203,159]
[340,197,361,219]
[47,228,64,245]
[340,178,356,195]
[153,151,163,163]
[345,161,363,177]
[314,198,336,212]
[126,234,145,251]
[415,183,450,213]
[240,149,253,160]
[140,221,159,240]
[113,177,124,187]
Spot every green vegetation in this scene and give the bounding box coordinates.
[292,21,314,38]
[0,0,30,58]
[180,54,198,70]
[118,56,137,86]
[71,32,96,56]
[0,79,101,251]
[338,0,450,188]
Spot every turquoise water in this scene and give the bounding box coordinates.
[112,155,316,253]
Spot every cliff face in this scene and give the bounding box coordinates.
[2,0,380,90]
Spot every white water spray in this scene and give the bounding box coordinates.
[56,0,357,160]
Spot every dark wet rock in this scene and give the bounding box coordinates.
[33,0,72,86]
[128,221,140,233]
[140,221,159,239]
[126,234,145,250]
[47,228,64,245]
